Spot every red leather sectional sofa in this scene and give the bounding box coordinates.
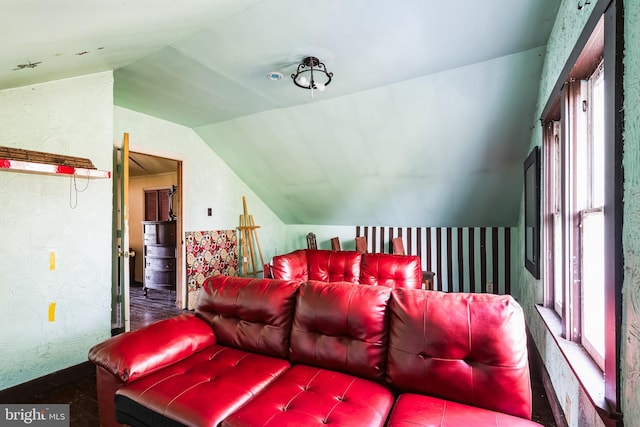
[264,248,425,289]
[89,271,541,426]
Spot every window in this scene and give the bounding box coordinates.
[545,63,605,369]
[581,63,605,369]
[545,121,563,315]
[540,3,622,423]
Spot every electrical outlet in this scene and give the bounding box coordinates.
[207,208,212,216]
[486,281,494,293]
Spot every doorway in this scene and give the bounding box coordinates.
[128,152,184,326]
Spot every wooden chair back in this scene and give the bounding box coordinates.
[392,237,405,255]
[330,237,341,251]
[306,232,318,249]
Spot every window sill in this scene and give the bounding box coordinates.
[535,305,618,425]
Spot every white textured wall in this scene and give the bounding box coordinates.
[114,107,287,265]
[518,1,640,426]
[0,72,113,389]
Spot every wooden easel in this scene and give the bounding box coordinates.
[237,196,264,276]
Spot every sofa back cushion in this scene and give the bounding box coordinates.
[290,280,391,381]
[386,289,532,420]
[359,253,422,289]
[195,275,302,358]
[270,249,309,281]
[306,250,362,283]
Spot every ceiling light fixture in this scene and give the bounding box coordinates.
[291,56,333,98]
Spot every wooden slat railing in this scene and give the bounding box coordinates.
[356,226,514,295]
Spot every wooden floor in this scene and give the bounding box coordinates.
[129,284,186,331]
[13,285,558,427]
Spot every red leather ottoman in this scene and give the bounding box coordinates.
[387,393,542,427]
[115,344,290,426]
[221,364,395,427]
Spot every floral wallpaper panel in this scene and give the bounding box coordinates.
[185,230,238,309]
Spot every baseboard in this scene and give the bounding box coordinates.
[112,326,125,336]
[0,361,94,404]
[528,330,569,427]
[540,363,569,427]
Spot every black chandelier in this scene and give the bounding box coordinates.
[291,56,333,95]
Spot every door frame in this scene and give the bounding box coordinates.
[127,147,186,310]
[112,134,131,334]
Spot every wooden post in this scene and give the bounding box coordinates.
[237,197,264,276]
[249,215,264,268]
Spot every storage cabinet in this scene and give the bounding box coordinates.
[142,220,176,297]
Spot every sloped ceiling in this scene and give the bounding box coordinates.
[129,152,177,178]
[0,0,559,227]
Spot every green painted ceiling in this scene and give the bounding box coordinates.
[1,0,560,226]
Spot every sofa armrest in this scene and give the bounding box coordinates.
[270,249,309,280]
[88,313,216,383]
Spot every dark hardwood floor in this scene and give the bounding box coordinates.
[11,285,559,427]
[129,283,186,331]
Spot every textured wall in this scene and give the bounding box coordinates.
[0,72,113,389]
[517,1,640,426]
[114,107,287,265]
[622,0,640,423]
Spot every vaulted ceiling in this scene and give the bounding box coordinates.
[1,0,559,226]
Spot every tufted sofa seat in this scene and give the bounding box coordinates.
[89,275,541,427]
[264,248,425,289]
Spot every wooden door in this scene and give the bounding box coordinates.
[113,133,131,333]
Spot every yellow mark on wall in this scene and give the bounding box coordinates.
[49,250,56,271]
[48,302,56,322]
